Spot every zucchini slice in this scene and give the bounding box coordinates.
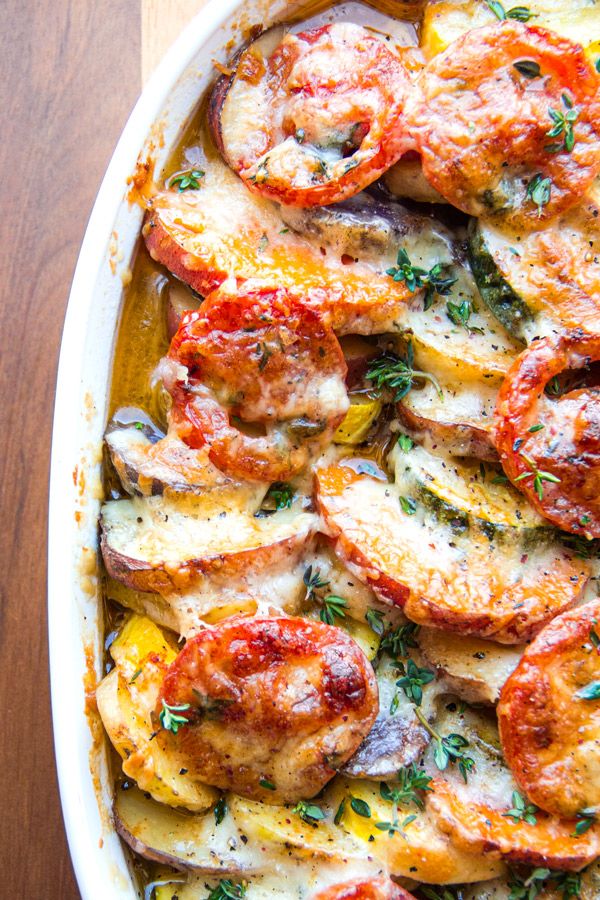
[468,193,600,341]
[391,442,549,546]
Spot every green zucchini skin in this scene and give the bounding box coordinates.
[467,219,532,342]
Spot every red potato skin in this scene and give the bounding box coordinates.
[165,284,348,482]
[210,23,414,207]
[311,878,416,900]
[498,598,600,819]
[494,331,600,537]
[100,518,314,595]
[408,22,600,229]
[158,616,379,802]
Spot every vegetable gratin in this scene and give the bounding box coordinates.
[96,2,600,898]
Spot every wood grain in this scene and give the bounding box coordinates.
[142,0,209,83]
[0,1,139,896]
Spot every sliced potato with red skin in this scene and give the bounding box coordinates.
[210,23,413,207]
[100,492,316,596]
[311,879,415,900]
[494,331,600,537]
[166,284,348,482]
[428,779,600,871]
[158,616,378,804]
[315,463,588,643]
[407,22,600,229]
[498,598,600,819]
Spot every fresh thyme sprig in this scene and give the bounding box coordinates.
[395,659,436,706]
[381,622,421,659]
[169,168,204,191]
[366,608,385,635]
[205,879,246,900]
[526,174,552,214]
[514,451,561,501]
[159,699,191,734]
[485,0,535,21]
[303,565,329,601]
[413,706,475,782]
[508,867,582,900]
[386,249,457,310]
[366,342,443,402]
[546,93,578,154]
[302,565,349,625]
[320,595,349,626]
[502,790,539,826]
[446,299,484,335]
[292,800,326,824]
[380,763,433,811]
[572,807,597,836]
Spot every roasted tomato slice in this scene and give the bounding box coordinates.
[165,284,348,482]
[311,878,415,900]
[494,331,600,537]
[498,598,600,819]
[209,22,413,207]
[407,22,600,229]
[157,615,378,802]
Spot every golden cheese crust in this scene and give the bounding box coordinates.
[494,331,600,537]
[158,615,379,802]
[498,598,600,819]
[408,21,600,228]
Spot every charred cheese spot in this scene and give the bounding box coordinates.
[158,616,378,802]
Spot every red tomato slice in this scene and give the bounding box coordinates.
[165,283,348,482]
[408,22,600,229]
[158,615,378,802]
[311,879,415,900]
[210,22,413,207]
[494,331,600,537]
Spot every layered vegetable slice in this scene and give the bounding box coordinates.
[407,22,600,228]
[425,706,600,871]
[494,331,600,537]
[315,460,588,642]
[498,599,600,819]
[209,23,413,206]
[468,188,600,341]
[96,614,218,811]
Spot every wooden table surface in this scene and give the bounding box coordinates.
[0,2,204,896]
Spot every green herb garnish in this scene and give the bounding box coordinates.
[414,707,475,783]
[320,595,349,626]
[446,299,484,334]
[366,608,385,636]
[399,495,417,516]
[380,763,432,811]
[513,59,541,78]
[214,796,228,825]
[573,807,597,836]
[292,800,326,824]
[169,168,204,191]
[502,790,538,826]
[366,343,442,402]
[526,174,552,214]
[350,797,371,818]
[159,699,190,734]
[205,879,246,900]
[395,658,435,706]
[381,622,420,659]
[486,0,535,21]
[303,565,329,601]
[397,433,414,453]
[575,681,600,700]
[546,93,578,154]
[514,451,561,501]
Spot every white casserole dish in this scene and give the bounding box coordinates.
[48,2,310,897]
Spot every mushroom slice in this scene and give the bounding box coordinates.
[498,598,600,819]
[418,628,523,705]
[209,23,413,207]
[315,461,588,643]
[96,614,217,811]
[114,785,255,872]
[425,706,600,871]
[157,615,378,803]
[105,408,263,505]
[101,491,317,595]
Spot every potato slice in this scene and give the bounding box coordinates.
[425,706,600,871]
[114,785,253,872]
[462,863,600,900]
[315,463,588,643]
[101,492,316,594]
[96,614,217,811]
[498,598,600,818]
